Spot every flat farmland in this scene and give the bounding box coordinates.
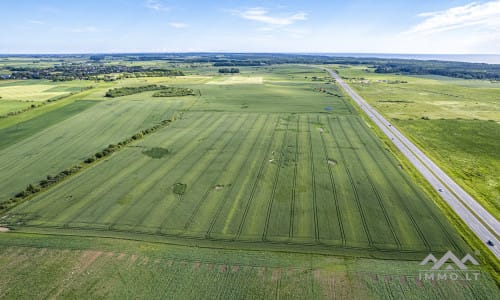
[0,97,183,202]
[0,80,93,115]
[5,110,467,257]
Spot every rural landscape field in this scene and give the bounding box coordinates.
[0,54,498,298]
[1,1,500,298]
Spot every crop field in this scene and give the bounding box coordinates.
[0,234,496,300]
[0,97,184,202]
[0,80,93,115]
[333,65,500,216]
[5,109,467,256]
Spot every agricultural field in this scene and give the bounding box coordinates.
[0,63,498,298]
[3,66,468,258]
[0,80,92,115]
[332,65,500,216]
[0,87,190,203]
[0,233,496,299]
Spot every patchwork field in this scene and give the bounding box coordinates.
[0,64,497,298]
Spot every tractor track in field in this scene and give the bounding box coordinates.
[161,113,252,229]
[357,113,461,250]
[347,116,434,251]
[182,114,256,231]
[57,112,214,226]
[262,116,290,241]
[154,114,244,233]
[327,117,373,248]
[307,116,320,243]
[205,114,272,238]
[317,115,346,247]
[288,116,300,239]
[337,117,402,250]
[235,115,281,240]
[65,113,217,225]
[103,113,227,230]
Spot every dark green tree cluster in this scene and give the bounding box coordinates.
[218,68,240,74]
[152,87,195,97]
[105,85,165,97]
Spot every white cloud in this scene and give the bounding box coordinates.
[236,7,307,26]
[28,20,45,25]
[407,1,500,34]
[146,0,169,12]
[169,22,189,28]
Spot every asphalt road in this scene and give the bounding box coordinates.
[324,68,500,258]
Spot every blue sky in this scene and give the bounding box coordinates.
[1,0,499,53]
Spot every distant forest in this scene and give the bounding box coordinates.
[0,53,498,80]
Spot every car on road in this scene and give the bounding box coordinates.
[438,188,444,192]
[487,240,495,246]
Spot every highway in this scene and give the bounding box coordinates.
[324,68,500,258]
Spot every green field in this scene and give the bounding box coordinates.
[0,80,93,115]
[0,64,497,298]
[0,233,496,299]
[0,96,185,202]
[3,66,468,258]
[332,65,500,216]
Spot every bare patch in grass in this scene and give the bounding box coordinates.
[327,159,337,165]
